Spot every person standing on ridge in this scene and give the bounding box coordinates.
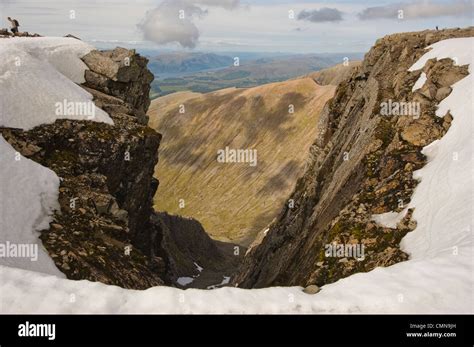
[7,17,19,36]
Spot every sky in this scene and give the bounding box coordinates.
[0,0,472,53]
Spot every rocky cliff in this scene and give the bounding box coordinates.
[233,27,474,288]
[1,44,245,290]
[1,47,165,289]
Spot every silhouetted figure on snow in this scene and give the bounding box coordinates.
[7,17,19,36]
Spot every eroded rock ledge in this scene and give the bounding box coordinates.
[1,48,165,289]
[233,27,474,288]
[2,45,246,289]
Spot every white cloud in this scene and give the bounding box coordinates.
[137,0,240,48]
[358,0,474,20]
[7,0,473,53]
[297,8,343,22]
[192,0,239,9]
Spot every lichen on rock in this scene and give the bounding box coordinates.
[233,27,474,289]
[1,47,165,289]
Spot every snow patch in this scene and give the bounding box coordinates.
[0,136,64,277]
[412,72,427,91]
[176,262,204,287]
[403,37,474,261]
[0,37,113,130]
[372,209,408,229]
[207,276,231,290]
[176,277,194,286]
[194,262,203,272]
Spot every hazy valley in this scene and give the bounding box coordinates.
[148,51,363,98]
[149,73,344,246]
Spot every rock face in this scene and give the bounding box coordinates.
[233,28,474,288]
[82,48,154,125]
[0,30,41,38]
[153,212,244,289]
[1,48,165,289]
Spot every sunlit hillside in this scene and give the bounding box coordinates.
[149,77,336,245]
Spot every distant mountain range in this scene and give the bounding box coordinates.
[148,52,363,98]
[149,52,232,75]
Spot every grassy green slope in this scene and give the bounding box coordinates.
[149,78,335,246]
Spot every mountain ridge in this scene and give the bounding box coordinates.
[233,27,474,288]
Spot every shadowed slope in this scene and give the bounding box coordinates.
[149,78,336,246]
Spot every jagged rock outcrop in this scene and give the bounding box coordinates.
[233,27,474,288]
[83,48,154,125]
[0,30,41,38]
[1,47,165,289]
